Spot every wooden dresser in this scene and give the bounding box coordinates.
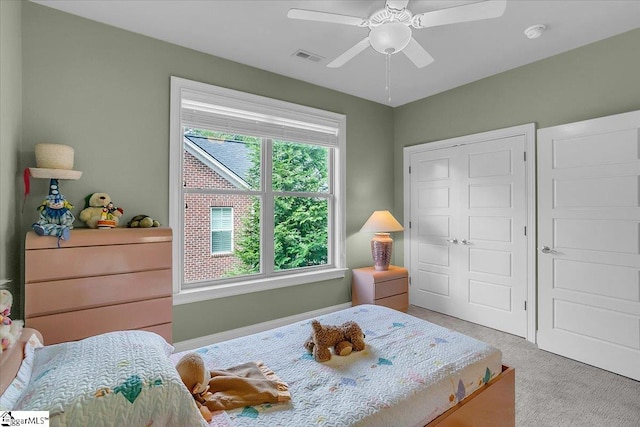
[352,265,409,312]
[25,227,173,345]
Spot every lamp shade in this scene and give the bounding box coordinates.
[360,210,404,233]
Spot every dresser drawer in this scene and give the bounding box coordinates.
[26,297,172,345]
[25,241,172,282]
[140,323,172,343]
[25,269,172,317]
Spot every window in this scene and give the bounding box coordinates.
[170,77,346,304]
[211,207,233,254]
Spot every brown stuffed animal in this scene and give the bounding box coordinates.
[304,320,365,362]
[175,353,213,422]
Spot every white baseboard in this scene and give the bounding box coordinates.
[172,302,352,353]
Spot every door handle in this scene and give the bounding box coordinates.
[539,246,556,254]
[445,238,458,244]
[460,239,471,245]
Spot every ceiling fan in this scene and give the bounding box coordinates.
[287,0,507,68]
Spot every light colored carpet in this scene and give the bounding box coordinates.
[407,305,640,427]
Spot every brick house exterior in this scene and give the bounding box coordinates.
[182,136,253,283]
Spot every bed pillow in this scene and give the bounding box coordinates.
[120,329,175,356]
[0,332,43,410]
[13,330,207,427]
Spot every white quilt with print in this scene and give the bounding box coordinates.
[171,304,502,427]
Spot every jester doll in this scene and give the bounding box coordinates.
[32,178,75,243]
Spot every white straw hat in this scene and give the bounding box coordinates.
[30,143,82,180]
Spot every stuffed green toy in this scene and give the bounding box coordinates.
[127,214,160,228]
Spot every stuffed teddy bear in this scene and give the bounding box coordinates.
[304,319,365,362]
[127,214,160,228]
[0,289,24,354]
[79,193,123,229]
[175,353,213,422]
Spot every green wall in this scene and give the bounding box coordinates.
[0,0,22,301]
[17,1,393,340]
[392,28,640,262]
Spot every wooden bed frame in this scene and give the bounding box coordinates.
[430,364,515,426]
[0,328,515,426]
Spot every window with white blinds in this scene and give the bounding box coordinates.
[170,77,347,304]
[211,207,233,254]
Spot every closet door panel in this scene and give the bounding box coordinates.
[458,136,527,337]
[410,148,460,315]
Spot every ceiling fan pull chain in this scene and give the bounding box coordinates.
[386,52,392,103]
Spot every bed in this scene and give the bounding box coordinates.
[0,305,514,427]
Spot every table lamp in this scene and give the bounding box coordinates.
[360,210,404,271]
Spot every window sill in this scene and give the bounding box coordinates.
[173,267,348,305]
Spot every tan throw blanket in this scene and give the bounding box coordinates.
[199,361,291,412]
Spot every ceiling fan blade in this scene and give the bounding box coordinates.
[327,37,371,68]
[287,8,366,26]
[412,0,507,29]
[402,37,434,68]
[386,0,410,13]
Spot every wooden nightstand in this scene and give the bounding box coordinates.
[351,265,408,312]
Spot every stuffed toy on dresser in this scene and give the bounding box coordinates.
[32,178,75,241]
[79,192,124,229]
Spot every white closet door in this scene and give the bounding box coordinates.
[457,136,528,336]
[409,148,460,315]
[409,134,528,338]
[537,110,640,381]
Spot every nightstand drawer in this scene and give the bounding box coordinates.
[375,278,407,299]
[376,293,408,312]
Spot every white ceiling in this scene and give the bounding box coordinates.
[32,0,640,107]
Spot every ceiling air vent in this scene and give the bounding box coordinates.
[292,49,323,63]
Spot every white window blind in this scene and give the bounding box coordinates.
[181,90,340,146]
[211,207,233,254]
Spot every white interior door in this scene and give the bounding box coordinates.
[537,110,640,381]
[457,137,528,336]
[407,128,531,338]
[409,148,459,316]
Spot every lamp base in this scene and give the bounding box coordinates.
[371,233,393,271]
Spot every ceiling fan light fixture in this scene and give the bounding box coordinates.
[369,22,411,54]
[289,0,508,70]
